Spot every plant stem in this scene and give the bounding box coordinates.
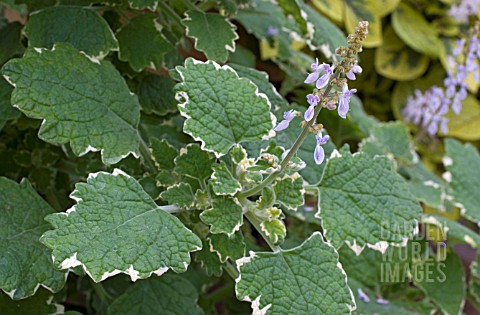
[158,1,183,28]
[223,260,239,279]
[138,136,157,174]
[91,281,114,303]
[237,71,340,199]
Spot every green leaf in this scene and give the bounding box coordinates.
[200,195,243,236]
[40,170,202,282]
[236,232,355,314]
[374,26,429,81]
[128,0,158,10]
[272,173,304,210]
[174,144,215,182]
[0,76,19,131]
[182,10,238,63]
[444,139,480,223]
[160,183,194,208]
[218,0,253,15]
[0,22,24,64]
[229,63,287,109]
[359,121,416,165]
[2,43,141,164]
[107,274,204,315]
[413,253,465,315]
[209,232,245,262]
[0,289,61,315]
[392,3,441,58]
[24,6,118,58]
[404,162,445,209]
[311,0,344,24]
[347,95,379,135]
[277,0,310,39]
[175,58,275,157]
[260,218,286,245]
[256,186,275,210]
[195,239,223,277]
[469,260,480,306]
[421,214,480,248]
[211,162,241,196]
[150,138,178,171]
[300,3,347,58]
[0,177,66,299]
[116,14,173,71]
[137,74,177,116]
[235,0,298,61]
[317,148,421,250]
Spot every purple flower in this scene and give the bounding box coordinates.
[357,288,370,303]
[266,25,279,37]
[403,87,451,136]
[375,298,390,305]
[338,84,357,119]
[314,132,329,165]
[304,94,320,122]
[346,63,363,80]
[274,110,296,131]
[304,59,334,89]
[453,39,465,57]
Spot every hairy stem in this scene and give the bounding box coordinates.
[237,71,341,199]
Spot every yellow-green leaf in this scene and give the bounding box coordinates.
[392,3,441,58]
[374,26,429,81]
[344,0,382,48]
[311,0,344,24]
[444,95,480,140]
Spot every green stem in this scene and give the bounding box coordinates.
[91,281,114,303]
[158,1,183,28]
[45,188,62,211]
[138,136,157,174]
[223,260,239,279]
[237,71,341,199]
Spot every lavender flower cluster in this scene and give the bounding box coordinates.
[403,29,480,136]
[273,21,369,165]
[449,0,480,23]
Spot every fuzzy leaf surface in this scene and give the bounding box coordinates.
[0,178,66,299]
[107,275,204,315]
[211,162,241,196]
[444,139,480,223]
[317,148,421,249]
[2,44,140,164]
[175,58,274,157]
[40,170,202,282]
[182,10,238,62]
[200,195,243,236]
[25,6,118,57]
[236,232,355,314]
